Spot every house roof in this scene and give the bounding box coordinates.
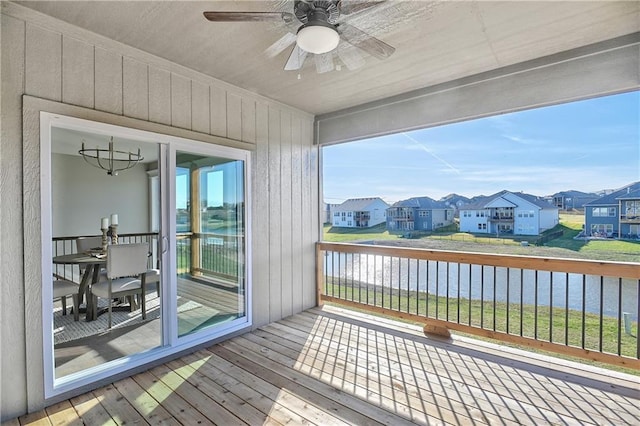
[333,197,388,212]
[390,196,451,210]
[585,182,640,206]
[460,190,555,210]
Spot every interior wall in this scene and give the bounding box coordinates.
[0,3,318,420]
[52,153,150,236]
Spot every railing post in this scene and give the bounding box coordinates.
[316,243,324,307]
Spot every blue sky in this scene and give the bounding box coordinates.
[323,91,640,204]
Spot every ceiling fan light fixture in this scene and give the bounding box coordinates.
[296,24,340,54]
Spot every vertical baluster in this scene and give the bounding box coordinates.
[506,267,510,335]
[426,260,430,318]
[550,271,554,343]
[324,249,329,299]
[416,260,421,317]
[446,262,450,321]
[565,273,569,346]
[381,255,385,309]
[457,262,461,324]
[345,253,360,300]
[435,261,440,320]
[581,275,586,349]
[338,251,343,300]
[364,253,371,305]
[599,276,604,353]
[389,257,393,309]
[331,251,335,298]
[468,264,472,326]
[359,253,363,304]
[534,270,538,340]
[492,266,497,331]
[407,258,411,313]
[480,265,484,329]
[373,254,377,307]
[520,269,524,337]
[617,277,622,356]
[397,257,402,311]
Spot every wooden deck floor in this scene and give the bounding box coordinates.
[6,305,640,425]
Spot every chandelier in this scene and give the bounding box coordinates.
[78,136,144,176]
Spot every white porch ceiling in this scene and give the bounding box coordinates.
[15,1,640,116]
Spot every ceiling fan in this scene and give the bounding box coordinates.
[203,0,395,73]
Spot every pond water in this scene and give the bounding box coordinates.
[325,253,639,320]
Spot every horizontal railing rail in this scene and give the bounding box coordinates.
[317,241,640,369]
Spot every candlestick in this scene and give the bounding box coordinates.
[110,213,118,226]
[110,224,119,245]
[101,223,109,253]
[101,217,109,229]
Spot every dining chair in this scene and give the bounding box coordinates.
[53,279,80,321]
[75,236,103,253]
[89,243,149,328]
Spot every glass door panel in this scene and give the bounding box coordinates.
[50,126,163,379]
[174,151,246,337]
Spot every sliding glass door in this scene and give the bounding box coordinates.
[42,113,251,396]
[171,148,248,340]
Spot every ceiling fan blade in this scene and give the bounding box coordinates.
[338,1,386,16]
[337,43,365,71]
[284,45,308,70]
[203,11,295,23]
[338,22,395,60]
[265,32,297,58]
[314,53,335,74]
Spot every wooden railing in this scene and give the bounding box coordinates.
[176,232,241,280]
[316,242,640,369]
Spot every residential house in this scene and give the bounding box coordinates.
[332,198,389,228]
[387,197,455,231]
[323,202,340,224]
[584,181,640,238]
[550,190,600,210]
[1,1,636,421]
[459,191,559,236]
[438,193,471,218]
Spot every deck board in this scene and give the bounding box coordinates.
[7,305,640,426]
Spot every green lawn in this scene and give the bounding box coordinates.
[322,223,399,242]
[544,214,640,261]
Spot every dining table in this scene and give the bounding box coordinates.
[52,252,107,321]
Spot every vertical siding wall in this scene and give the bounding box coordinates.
[0,4,318,420]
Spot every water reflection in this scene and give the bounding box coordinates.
[325,253,639,320]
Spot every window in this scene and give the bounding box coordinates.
[419,211,429,217]
[478,223,486,230]
[591,223,613,236]
[347,212,352,217]
[625,201,640,216]
[593,207,616,217]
